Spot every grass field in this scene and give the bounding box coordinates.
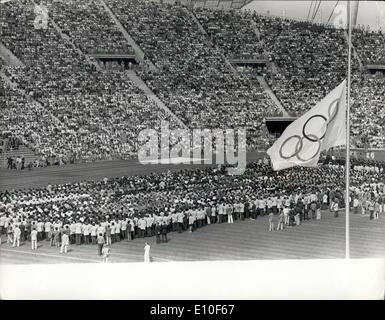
[1,210,384,264]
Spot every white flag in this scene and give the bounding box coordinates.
[267,80,346,171]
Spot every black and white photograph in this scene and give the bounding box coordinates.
[0,0,384,301]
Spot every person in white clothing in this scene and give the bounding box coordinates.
[121,220,127,240]
[31,229,38,250]
[331,201,339,218]
[102,245,111,263]
[353,197,360,214]
[13,225,21,247]
[115,221,121,242]
[283,207,290,225]
[227,204,234,224]
[75,221,83,245]
[83,223,91,245]
[7,224,14,244]
[268,212,274,231]
[144,242,150,263]
[188,213,194,232]
[97,223,105,238]
[44,221,51,241]
[60,232,69,254]
[276,212,284,231]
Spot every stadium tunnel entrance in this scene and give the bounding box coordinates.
[366,64,385,76]
[91,54,139,70]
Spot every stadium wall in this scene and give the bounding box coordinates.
[331,148,385,162]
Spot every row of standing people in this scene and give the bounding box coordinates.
[1,192,383,248]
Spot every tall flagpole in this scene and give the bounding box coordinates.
[345,0,352,260]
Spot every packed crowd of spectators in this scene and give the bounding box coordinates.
[0,158,384,248]
[109,0,281,146]
[185,8,385,148]
[1,0,384,170]
[352,28,385,65]
[48,0,134,55]
[194,8,264,60]
[351,74,385,149]
[253,15,349,115]
[1,0,178,164]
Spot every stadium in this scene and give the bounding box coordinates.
[0,0,384,265]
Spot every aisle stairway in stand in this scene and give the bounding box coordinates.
[256,75,289,117]
[248,20,290,116]
[126,70,187,129]
[249,19,279,74]
[0,48,65,169]
[343,31,364,71]
[0,42,24,67]
[100,0,157,72]
[188,8,290,118]
[187,8,239,75]
[49,19,102,71]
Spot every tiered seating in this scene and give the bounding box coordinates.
[1,0,178,164]
[109,0,281,147]
[48,0,134,55]
[1,0,384,165]
[252,15,348,116]
[351,75,385,149]
[353,29,385,64]
[193,8,264,59]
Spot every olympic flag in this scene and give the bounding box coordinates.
[267,79,347,171]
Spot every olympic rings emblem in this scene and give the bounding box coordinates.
[302,114,327,142]
[279,98,341,162]
[328,98,340,123]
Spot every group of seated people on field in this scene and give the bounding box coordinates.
[0,158,384,248]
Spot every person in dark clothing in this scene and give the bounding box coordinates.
[155,222,161,244]
[289,209,296,226]
[19,222,25,242]
[183,213,188,231]
[25,220,31,241]
[251,203,257,220]
[97,233,105,256]
[310,202,317,220]
[161,222,168,243]
[244,202,250,220]
[7,157,13,170]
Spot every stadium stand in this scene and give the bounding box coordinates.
[0,0,384,169]
[108,0,281,144]
[1,0,179,166]
[352,28,385,65]
[50,0,134,55]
